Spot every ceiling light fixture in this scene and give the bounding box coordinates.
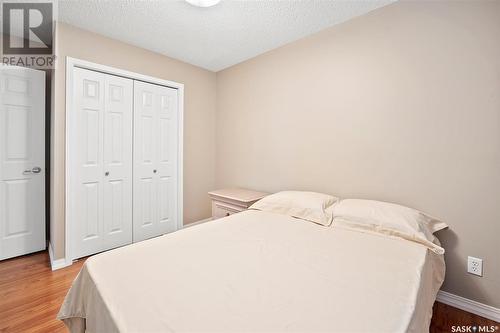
[185,0,221,8]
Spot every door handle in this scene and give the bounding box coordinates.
[23,167,42,175]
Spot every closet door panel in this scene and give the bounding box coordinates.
[72,68,133,259]
[73,68,105,257]
[158,175,176,234]
[156,87,178,234]
[103,75,133,249]
[139,177,155,226]
[133,81,178,242]
[133,81,159,241]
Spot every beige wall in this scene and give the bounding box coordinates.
[216,1,500,307]
[51,23,216,259]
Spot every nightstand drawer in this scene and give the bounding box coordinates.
[212,201,244,219]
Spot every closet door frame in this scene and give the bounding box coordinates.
[65,57,184,266]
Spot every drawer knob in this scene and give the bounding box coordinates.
[225,212,230,216]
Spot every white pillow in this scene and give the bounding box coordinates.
[249,191,339,226]
[332,199,448,254]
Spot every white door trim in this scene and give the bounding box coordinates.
[65,57,184,265]
[48,241,71,270]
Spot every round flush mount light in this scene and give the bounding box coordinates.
[185,0,221,7]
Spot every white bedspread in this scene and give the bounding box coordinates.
[58,210,445,333]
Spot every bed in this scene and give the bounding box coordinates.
[58,204,445,333]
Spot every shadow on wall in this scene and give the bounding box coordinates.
[437,229,493,305]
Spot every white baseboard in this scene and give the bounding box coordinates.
[48,242,72,271]
[437,290,500,322]
[183,217,212,229]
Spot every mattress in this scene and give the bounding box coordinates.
[58,210,445,333]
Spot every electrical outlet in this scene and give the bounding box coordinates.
[467,256,483,276]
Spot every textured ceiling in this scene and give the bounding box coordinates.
[58,0,395,72]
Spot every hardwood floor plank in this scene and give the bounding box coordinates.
[0,251,498,333]
[430,301,499,333]
[0,252,85,333]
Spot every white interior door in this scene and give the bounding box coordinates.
[133,81,178,242]
[0,66,46,260]
[71,68,133,259]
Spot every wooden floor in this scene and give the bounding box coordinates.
[431,302,499,333]
[0,252,85,333]
[0,251,498,333]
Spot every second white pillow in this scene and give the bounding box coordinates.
[331,199,448,253]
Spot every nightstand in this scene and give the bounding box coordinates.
[208,188,269,219]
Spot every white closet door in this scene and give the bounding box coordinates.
[103,74,133,249]
[72,68,133,258]
[133,81,178,242]
[0,66,45,260]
